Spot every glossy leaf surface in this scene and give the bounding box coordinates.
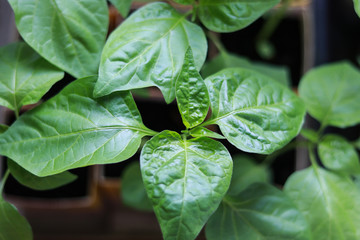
[8,0,108,78]
[202,52,290,86]
[318,134,360,175]
[227,154,271,196]
[189,127,225,139]
[206,183,311,240]
[0,42,64,111]
[299,61,360,128]
[205,68,305,154]
[95,2,207,103]
[176,48,209,128]
[121,161,153,211]
[109,0,132,17]
[0,76,155,176]
[284,167,360,240]
[141,131,232,240]
[8,159,77,191]
[198,0,280,32]
[0,199,33,240]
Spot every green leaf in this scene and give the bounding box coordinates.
[121,161,153,212]
[284,167,360,240]
[355,137,360,150]
[198,0,280,32]
[176,48,210,128]
[318,134,360,175]
[300,128,319,143]
[0,199,33,240]
[8,0,109,78]
[0,76,155,176]
[0,124,8,134]
[201,52,290,86]
[354,0,360,17]
[109,0,132,18]
[206,183,311,240]
[227,154,271,196]
[140,131,232,240]
[299,61,360,128]
[94,2,207,103]
[0,42,64,111]
[205,68,306,154]
[7,159,77,191]
[172,0,194,4]
[189,127,225,139]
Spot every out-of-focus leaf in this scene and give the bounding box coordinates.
[109,0,132,18]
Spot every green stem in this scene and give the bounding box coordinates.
[308,144,319,168]
[0,169,10,198]
[206,31,227,54]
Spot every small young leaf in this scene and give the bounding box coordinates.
[176,48,210,128]
[141,131,232,240]
[7,159,77,191]
[284,167,360,240]
[109,0,132,18]
[0,124,8,134]
[8,0,109,78]
[227,154,271,196]
[198,0,280,32]
[318,134,360,175]
[189,127,225,139]
[121,161,153,212]
[202,52,290,86]
[0,199,33,240]
[206,183,311,240]
[205,68,306,154]
[0,76,155,176]
[299,61,360,128]
[0,42,64,111]
[94,2,207,103]
[300,128,319,143]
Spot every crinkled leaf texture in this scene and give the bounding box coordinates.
[205,68,305,154]
[227,154,271,196]
[198,0,280,32]
[94,2,207,103]
[121,161,153,212]
[8,0,108,78]
[299,61,360,128]
[206,183,311,240]
[0,199,33,240]
[8,159,77,191]
[284,167,360,240]
[0,76,155,176]
[140,131,232,240]
[109,0,132,18]
[176,48,209,128]
[318,134,360,175]
[0,42,64,111]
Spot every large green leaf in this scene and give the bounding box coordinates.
[318,134,360,175]
[198,0,280,32]
[201,52,290,87]
[206,183,311,240]
[176,48,209,129]
[0,76,155,176]
[109,0,132,18]
[0,42,64,111]
[7,159,77,191]
[121,161,153,212]
[140,131,232,240]
[284,167,360,240]
[299,61,360,128]
[8,0,108,78]
[354,0,360,17]
[204,68,305,154]
[227,154,271,196]
[0,199,33,240]
[94,2,207,103]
